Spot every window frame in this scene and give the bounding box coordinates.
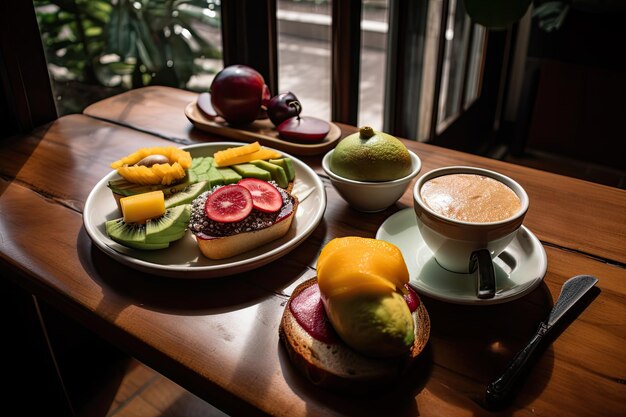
[1,1,57,138]
[2,0,511,148]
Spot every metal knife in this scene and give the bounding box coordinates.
[485,274,599,408]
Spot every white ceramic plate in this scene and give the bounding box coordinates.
[376,208,547,305]
[83,142,326,278]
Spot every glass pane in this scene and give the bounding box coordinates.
[437,0,471,129]
[358,0,389,131]
[34,0,223,116]
[417,0,444,141]
[464,24,486,108]
[277,0,332,122]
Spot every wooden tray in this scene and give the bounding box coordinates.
[185,100,341,156]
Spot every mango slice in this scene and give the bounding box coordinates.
[111,146,192,185]
[317,237,409,300]
[214,142,281,167]
[214,142,261,165]
[120,191,166,223]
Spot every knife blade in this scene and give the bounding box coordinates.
[485,274,598,408]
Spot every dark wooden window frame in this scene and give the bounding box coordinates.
[1,1,57,138]
[2,0,510,148]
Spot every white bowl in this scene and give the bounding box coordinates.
[322,149,422,212]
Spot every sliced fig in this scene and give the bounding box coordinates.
[238,178,282,213]
[257,84,272,119]
[277,116,330,143]
[204,185,253,222]
[197,92,218,119]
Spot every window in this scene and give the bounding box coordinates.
[276,0,332,122]
[33,0,223,116]
[4,0,497,148]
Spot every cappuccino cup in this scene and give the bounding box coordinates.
[413,166,529,298]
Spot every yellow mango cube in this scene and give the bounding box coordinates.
[214,148,282,167]
[120,191,165,223]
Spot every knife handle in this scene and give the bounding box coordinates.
[485,322,550,407]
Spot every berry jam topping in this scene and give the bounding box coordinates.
[290,282,339,344]
[403,284,420,313]
[189,181,294,239]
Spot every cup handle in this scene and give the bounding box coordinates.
[470,249,496,299]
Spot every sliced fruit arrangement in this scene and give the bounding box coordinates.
[189,155,295,189]
[105,143,298,251]
[200,64,331,143]
[106,205,191,250]
[267,91,330,143]
[106,192,191,250]
[203,178,285,223]
[111,146,192,185]
[108,143,295,204]
[214,142,282,167]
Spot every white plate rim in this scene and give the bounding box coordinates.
[376,208,547,305]
[83,142,326,278]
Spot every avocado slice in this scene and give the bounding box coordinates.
[326,291,415,358]
[216,167,242,184]
[231,163,272,181]
[269,158,296,181]
[250,160,289,188]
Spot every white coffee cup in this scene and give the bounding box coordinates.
[413,166,529,298]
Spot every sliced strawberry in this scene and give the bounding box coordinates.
[204,185,253,222]
[238,178,282,213]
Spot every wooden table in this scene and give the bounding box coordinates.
[1,86,625,416]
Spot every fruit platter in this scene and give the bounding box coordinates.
[184,65,341,156]
[83,142,326,278]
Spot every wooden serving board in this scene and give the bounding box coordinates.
[184,100,342,156]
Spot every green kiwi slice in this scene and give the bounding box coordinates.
[105,205,190,249]
[164,181,210,209]
[145,205,190,244]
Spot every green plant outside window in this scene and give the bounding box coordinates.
[35,0,222,115]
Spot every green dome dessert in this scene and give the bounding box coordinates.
[329,126,412,181]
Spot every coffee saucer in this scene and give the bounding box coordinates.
[376,208,547,305]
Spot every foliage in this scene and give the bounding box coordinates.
[35,0,222,91]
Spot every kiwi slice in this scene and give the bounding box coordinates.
[164,181,210,209]
[146,205,190,244]
[105,205,190,249]
[106,218,168,249]
[106,219,146,244]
